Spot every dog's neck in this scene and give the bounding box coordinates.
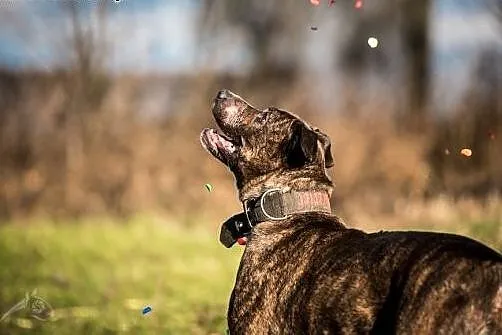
[238,169,334,203]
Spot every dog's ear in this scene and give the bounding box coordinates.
[314,128,334,168]
[285,120,319,168]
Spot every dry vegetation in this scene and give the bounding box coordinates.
[0,68,500,233]
[0,0,501,232]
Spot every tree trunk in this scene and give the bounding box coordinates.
[400,0,431,132]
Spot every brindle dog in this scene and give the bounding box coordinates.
[200,89,502,335]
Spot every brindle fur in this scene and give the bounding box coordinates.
[200,90,502,334]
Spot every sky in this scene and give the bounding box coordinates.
[0,0,500,106]
[0,0,197,71]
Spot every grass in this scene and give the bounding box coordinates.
[0,217,243,334]
[0,216,500,335]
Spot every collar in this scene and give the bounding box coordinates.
[219,189,332,248]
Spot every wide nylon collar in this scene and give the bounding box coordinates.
[219,189,332,248]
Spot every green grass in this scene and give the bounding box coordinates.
[0,217,500,335]
[465,219,502,249]
[0,218,243,334]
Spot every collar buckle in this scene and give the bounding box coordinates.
[244,188,287,227]
[259,188,288,221]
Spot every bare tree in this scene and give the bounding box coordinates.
[60,1,110,212]
[399,0,431,131]
[338,0,431,131]
[491,0,502,25]
[198,1,311,80]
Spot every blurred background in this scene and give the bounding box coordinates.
[0,0,501,333]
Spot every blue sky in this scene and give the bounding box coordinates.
[0,0,202,71]
[0,0,500,105]
[0,0,499,70]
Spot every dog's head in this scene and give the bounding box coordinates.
[200,89,334,200]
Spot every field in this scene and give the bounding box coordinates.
[0,217,500,335]
[0,217,242,335]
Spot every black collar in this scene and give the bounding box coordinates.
[219,189,332,248]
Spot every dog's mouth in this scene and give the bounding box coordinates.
[200,127,240,165]
[201,90,256,165]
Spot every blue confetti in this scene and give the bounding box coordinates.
[142,306,152,315]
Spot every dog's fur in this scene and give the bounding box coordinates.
[200,90,502,334]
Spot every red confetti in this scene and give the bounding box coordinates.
[354,0,363,9]
[310,0,321,6]
[328,0,336,6]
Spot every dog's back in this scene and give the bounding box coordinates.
[229,213,502,334]
[373,230,502,334]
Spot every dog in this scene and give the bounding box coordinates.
[200,89,502,334]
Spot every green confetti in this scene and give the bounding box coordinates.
[204,183,213,192]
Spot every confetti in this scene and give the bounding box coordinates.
[310,26,318,31]
[489,131,496,140]
[310,0,321,6]
[354,0,363,9]
[204,183,213,192]
[444,149,450,155]
[328,0,336,6]
[367,37,379,48]
[460,148,472,157]
[142,306,152,315]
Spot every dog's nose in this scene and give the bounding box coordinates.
[217,89,229,99]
